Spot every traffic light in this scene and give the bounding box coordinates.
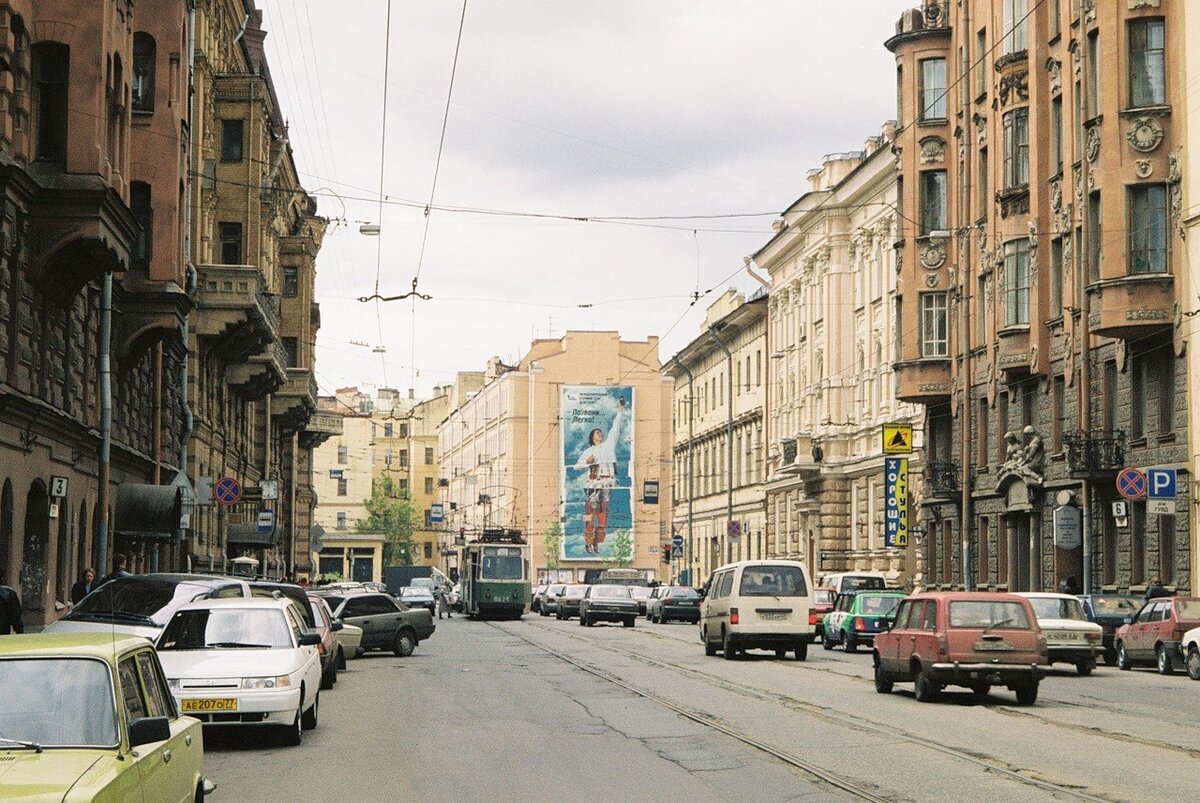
[662,545,671,564]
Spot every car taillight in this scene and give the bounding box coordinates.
[730,607,739,625]
[853,616,865,632]
[937,633,948,656]
[808,610,819,625]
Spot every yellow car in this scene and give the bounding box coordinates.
[0,633,212,802]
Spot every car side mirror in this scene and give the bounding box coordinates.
[298,631,322,647]
[331,620,344,632]
[1123,616,1133,625]
[128,716,171,748]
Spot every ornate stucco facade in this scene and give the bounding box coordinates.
[756,129,922,586]
[889,0,1190,593]
[666,290,768,587]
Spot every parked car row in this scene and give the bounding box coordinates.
[2,571,440,799]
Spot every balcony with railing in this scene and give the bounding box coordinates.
[923,461,960,500]
[272,368,319,434]
[193,264,278,361]
[1062,430,1126,478]
[226,338,288,400]
[300,408,342,450]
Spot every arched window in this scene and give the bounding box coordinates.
[31,42,69,161]
[132,33,155,112]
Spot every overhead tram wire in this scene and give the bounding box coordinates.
[369,0,396,385]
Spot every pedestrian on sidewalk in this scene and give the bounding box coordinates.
[0,577,23,635]
[96,553,132,588]
[1145,576,1170,602]
[70,567,96,605]
[436,585,452,619]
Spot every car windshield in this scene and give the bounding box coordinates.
[859,595,903,616]
[670,588,700,599]
[308,600,329,627]
[841,576,885,591]
[548,585,565,595]
[565,586,588,599]
[629,587,650,599]
[158,608,294,650]
[1174,599,1200,621]
[949,601,1032,629]
[64,578,220,627]
[401,588,433,598]
[813,588,836,605]
[320,595,346,613]
[739,566,807,597]
[0,658,118,747]
[482,548,524,580]
[1029,597,1086,621]
[1088,596,1141,615]
[591,585,631,599]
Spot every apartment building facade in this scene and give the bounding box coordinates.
[666,290,769,587]
[888,0,1190,594]
[756,130,923,587]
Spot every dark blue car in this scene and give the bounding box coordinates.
[1079,594,1142,664]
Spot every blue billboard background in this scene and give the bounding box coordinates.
[561,386,633,561]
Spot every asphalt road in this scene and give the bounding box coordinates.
[204,614,1199,802]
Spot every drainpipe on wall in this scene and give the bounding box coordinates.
[1079,35,1095,597]
[179,1,197,573]
[671,356,695,584]
[96,272,113,577]
[709,327,735,564]
[152,343,163,572]
[958,0,972,591]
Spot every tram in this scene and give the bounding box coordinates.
[460,529,531,620]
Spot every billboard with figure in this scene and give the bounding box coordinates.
[561,386,634,560]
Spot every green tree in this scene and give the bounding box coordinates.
[356,474,415,566]
[543,521,562,571]
[607,530,633,568]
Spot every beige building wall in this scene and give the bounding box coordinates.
[667,290,769,587]
[1184,1,1200,595]
[440,334,673,583]
[755,127,922,587]
[312,390,374,538]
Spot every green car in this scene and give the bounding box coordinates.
[0,633,211,802]
[821,590,907,653]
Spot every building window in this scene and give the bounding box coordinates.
[941,521,954,585]
[1131,502,1146,585]
[32,42,69,161]
[1131,352,1149,439]
[1002,239,1030,326]
[337,445,348,465]
[920,293,948,357]
[919,58,947,120]
[399,449,409,467]
[997,392,1009,464]
[896,65,904,126]
[337,478,347,496]
[977,517,989,586]
[1049,0,1060,39]
[1159,516,1176,584]
[976,29,987,96]
[384,423,393,438]
[1049,238,1063,317]
[1102,514,1116,586]
[1052,375,1065,452]
[1129,184,1168,275]
[1002,108,1029,189]
[920,170,947,235]
[894,296,904,356]
[1103,360,1117,432]
[336,512,347,530]
[132,33,155,112]
[398,478,409,494]
[283,266,299,297]
[1050,97,1063,173]
[1087,192,1101,283]
[1002,0,1028,55]
[424,542,433,560]
[1158,349,1174,434]
[977,398,989,464]
[221,119,244,162]
[977,148,988,219]
[976,275,987,344]
[282,337,298,368]
[1129,19,1165,108]
[425,447,434,465]
[1022,382,1036,430]
[218,222,242,264]
[1086,32,1099,116]
[130,181,153,267]
[400,424,409,438]
[424,477,434,495]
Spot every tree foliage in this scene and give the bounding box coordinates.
[356,474,414,566]
[543,521,562,571]
[607,530,633,569]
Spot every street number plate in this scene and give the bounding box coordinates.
[182,698,238,712]
[973,641,1015,652]
[760,612,787,621]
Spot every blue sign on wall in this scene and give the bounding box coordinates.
[1146,468,1177,500]
[430,503,444,524]
[884,457,909,548]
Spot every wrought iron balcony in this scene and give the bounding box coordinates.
[924,461,960,499]
[1063,430,1126,477]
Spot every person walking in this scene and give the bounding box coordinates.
[436,585,451,619]
[0,578,23,635]
[96,553,132,588]
[70,568,96,605]
[1145,576,1171,601]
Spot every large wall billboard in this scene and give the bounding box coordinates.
[561,386,634,560]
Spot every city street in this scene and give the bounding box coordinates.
[206,615,1199,801]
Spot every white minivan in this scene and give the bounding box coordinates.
[701,560,815,661]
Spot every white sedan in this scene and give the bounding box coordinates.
[1182,626,1200,680]
[1018,592,1103,675]
[156,597,324,746]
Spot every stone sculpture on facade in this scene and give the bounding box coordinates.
[998,426,1045,487]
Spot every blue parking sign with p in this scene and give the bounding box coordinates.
[1146,468,1177,500]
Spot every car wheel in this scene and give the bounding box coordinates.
[1014,683,1039,706]
[1116,641,1132,670]
[1076,656,1096,676]
[301,692,319,730]
[556,611,562,620]
[1186,646,1200,681]
[704,628,718,656]
[822,630,835,651]
[793,640,808,661]
[337,646,346,671]
[353,647,364,659]
[970,683,991,702]
[393,629,417,657]
[1156,643,1175,675]
[624,617,635,628]
[873,660,893,694]
[914,666,940,703]
[195,780,206,803]
[774,648,786,658]
[722,631,736,660]
[844,632,858,653]
[280,699,303,746]
[320,660,335,690]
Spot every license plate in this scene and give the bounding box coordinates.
[973,641,1015,651]
[760,612,787,621]
[1054,631,1081,641]
[182,698,238,712]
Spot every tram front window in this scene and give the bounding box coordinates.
[481,548,524,580]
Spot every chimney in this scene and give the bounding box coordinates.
[408,388,415,400]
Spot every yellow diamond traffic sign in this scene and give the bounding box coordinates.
[882,423,913,455]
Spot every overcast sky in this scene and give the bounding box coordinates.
[258,0,916,398]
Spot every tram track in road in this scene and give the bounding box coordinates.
[509,619,1119,803]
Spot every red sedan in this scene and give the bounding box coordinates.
[1114,596,1200,674]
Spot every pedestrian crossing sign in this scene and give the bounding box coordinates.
[882,423,913,455]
